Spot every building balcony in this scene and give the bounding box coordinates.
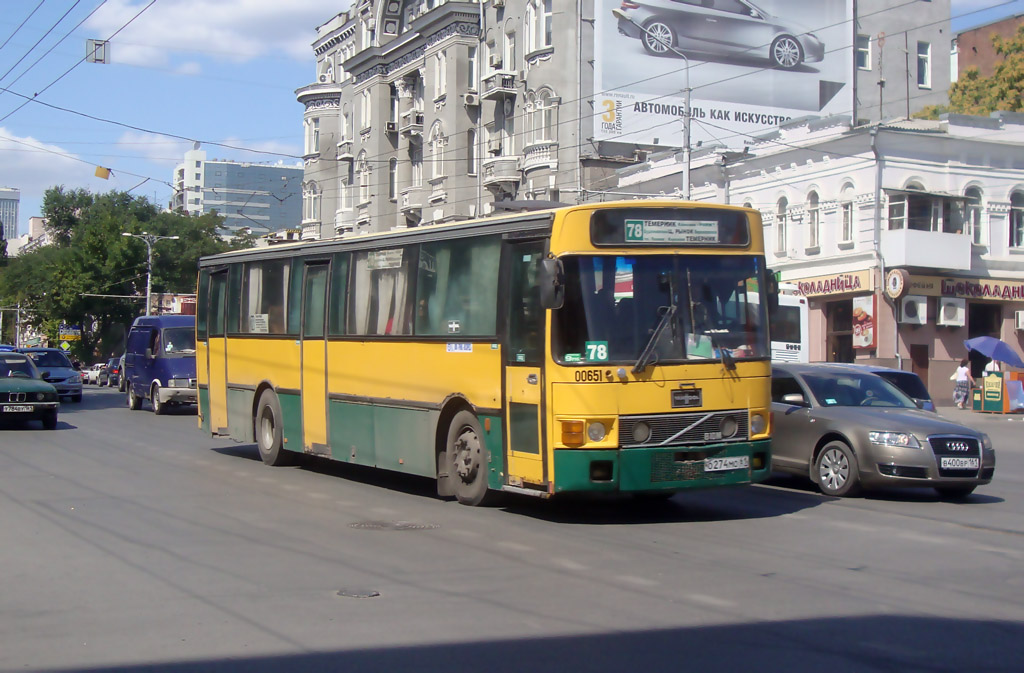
[522,141,559,171]
[880,228,972,272]
[481,156,522,189]
[400,186,425,213]
[301,222,321,240]
[400,109,425,137]
[337,140,354,161]
[481,71,518,101]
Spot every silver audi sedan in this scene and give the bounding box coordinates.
[614,0,824,69]
[771,363,994,498]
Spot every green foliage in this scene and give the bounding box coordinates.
[0,187,248,359]
[916,25,1024,119]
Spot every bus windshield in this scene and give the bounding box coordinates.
[553,255,769,365]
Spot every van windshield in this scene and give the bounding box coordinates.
[161,328,196,355]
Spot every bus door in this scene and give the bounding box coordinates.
[300,262,329,455]
[504,241,547,487]
[207,270,229,435]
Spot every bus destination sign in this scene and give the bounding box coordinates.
[625,219,719,244]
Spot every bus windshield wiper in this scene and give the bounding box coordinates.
[632,304,676,375]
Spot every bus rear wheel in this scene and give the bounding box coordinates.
[256,390,292,466]
[446,410,490,506]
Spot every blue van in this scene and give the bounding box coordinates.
[123,315,197,414]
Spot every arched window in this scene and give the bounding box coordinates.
[807,191,819,249]
[538,89,557,142]
[303,182,320,223]
[1011,191,1024,248]
[965,186,983,245]
[388,158,398,201]
[840,183,855,243]
[357,154,370,203]
[428,124,445,180]
[776,197,788,253]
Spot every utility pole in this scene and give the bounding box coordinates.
[121,232,180,316]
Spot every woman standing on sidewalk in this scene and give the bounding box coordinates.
[953,358,975,409]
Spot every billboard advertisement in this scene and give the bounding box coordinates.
[594,0,853,147]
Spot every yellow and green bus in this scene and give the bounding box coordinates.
[196,200,774,505]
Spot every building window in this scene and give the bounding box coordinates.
[467,129,478,175]
[410,140,423,187]
[841,201,854,242]
[434,52,446,98]
[965,187,984,245]
[1010,192,1024,248]
[541,0,553,49]
[526,0,553,53]
[340,177,351,210]
[388,158,398,201]
[468,45,477,89]
[776,197,788,253]
[195,161,201,168]
[429,126,445,180]
[303,183,320,222]
[504,32,516,72]
[312,118,320,153]
[357,157,370,203]
[361,91,371,130]
[807,191,820,249]
[917,41,931,88]
[390,84,399,122]
[889,189,967,233]
[856,34,871,70]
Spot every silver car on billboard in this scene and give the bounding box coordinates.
[771,363,994,499]
[615,0,825,69]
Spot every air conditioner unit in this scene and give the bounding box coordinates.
[937,297,966,327]
[899,295,927,325]
[487,138,502,154]
[385,121,398,133]
[319,74,328,83]
[462,92,479,107]
[489,53,503,68]
[1015,310,1024,330]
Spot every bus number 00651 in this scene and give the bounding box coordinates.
[574,370,604,382]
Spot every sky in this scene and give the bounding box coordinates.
[0,0,1022,237]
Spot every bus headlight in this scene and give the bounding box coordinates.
[750,413,767,435]
[587,421,607,442]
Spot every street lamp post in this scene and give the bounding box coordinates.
[611,9,691,200]
[122,232,180,316]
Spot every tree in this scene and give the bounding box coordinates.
[916,25,1024,119]
[0,187,249,359]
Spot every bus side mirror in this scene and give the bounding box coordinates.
[539,258,565,310]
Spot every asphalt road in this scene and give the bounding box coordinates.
[1,388,1022,673]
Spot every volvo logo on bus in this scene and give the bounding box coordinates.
[946,441,970,452]
[671,387,702,408]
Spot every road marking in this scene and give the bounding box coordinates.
[552,558,589,571]
[687,593,736,608]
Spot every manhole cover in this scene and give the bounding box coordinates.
[337,589,380,599]
[349,521,439,531]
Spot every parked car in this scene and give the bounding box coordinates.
[613,0,825,69]
[831,363,936,412]
[124,315,197,414]
[0,352,60,429]
[104,357,120,387]
[770,363,994,499]
[16,348,83,403]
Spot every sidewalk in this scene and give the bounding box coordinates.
[933,403,1024,425]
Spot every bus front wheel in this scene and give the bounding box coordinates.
[256,390,292,467]
[445,410,490,506]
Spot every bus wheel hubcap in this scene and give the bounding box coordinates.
[454,430,481,482]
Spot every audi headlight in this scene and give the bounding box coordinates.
[982,433,993,450]
[869,431,920,448]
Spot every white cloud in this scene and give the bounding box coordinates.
[174,61,203,76]
[85,0,348,67]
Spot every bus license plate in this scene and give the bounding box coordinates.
[2,405,33,413]
[705,456,749,472]
[941,456,979,469]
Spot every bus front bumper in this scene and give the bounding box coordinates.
[552,440,771,494]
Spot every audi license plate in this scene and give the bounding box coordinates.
[705,456,749,472]
[2,405,33,413]
[940,456,979,470]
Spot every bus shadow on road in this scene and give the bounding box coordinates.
[30,614,1024,673]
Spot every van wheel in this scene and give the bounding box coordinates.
[445,410,491,506]
[127,383,142,411]
[151,384,164,415]
[256,390,292,466]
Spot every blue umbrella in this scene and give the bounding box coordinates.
[963,336,1024,369]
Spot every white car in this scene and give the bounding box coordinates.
[85,363,106,385]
